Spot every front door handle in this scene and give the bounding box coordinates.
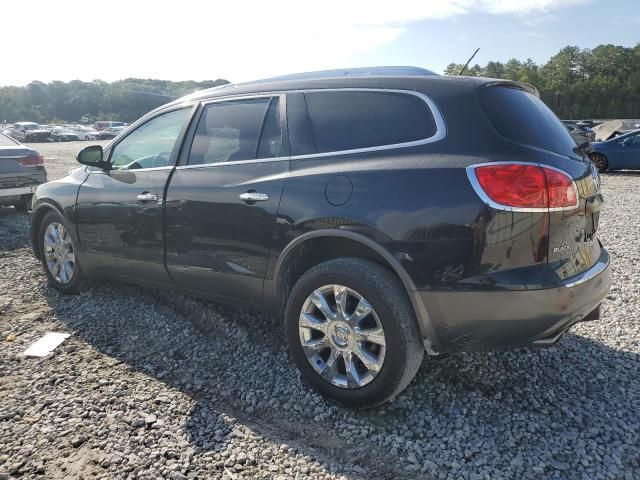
[239,191,269,202]
[137,192,158,202]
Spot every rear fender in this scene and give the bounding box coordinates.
[271,229,442,354]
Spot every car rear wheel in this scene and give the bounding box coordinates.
[39,211,87,293]
[590,153,608,173]
[285,258,424,407]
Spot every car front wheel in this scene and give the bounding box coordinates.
[38,211,87,293]
[285,257,424,407]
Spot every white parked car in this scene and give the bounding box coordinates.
[69,125,100,141]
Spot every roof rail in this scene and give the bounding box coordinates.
[217,66,437,91]
[179,66,438,102]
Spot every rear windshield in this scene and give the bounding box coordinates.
[0,133,17,146]
[479,86,579,157]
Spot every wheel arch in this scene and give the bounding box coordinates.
[30,200,67,259]
[271,229,440,353]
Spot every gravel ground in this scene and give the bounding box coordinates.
[1,143,639,479]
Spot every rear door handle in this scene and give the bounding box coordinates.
[239,191,269,202]
[137,192,158,202]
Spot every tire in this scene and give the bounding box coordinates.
[590,153,608,173]
[38,211,87,294]
[13,194,32,212]
[285,257,424,407]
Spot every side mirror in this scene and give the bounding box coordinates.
[77,145,109,169]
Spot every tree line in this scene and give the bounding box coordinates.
[1,43,638,124]
[0,78,229,124]
[445,43,640,119]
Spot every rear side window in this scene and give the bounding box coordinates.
[188,97,281,165]
[478,86,578,156]
[303,91,437,154]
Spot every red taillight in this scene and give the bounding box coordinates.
[544,168,578,209]
[18,153,44,168]
[469,163,578,210]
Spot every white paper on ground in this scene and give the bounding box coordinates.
[23,332,70,357]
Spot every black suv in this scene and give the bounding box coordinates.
[30,67,611,406]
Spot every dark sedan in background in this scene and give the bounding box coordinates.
[0,132,47,211]
[589,128,640,172]
[50,126,80,142]
[563,121,596,145]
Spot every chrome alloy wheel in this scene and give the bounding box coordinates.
[298,285,386,389]
[43,222,75,284]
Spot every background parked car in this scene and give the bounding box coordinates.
[563,121,596,144]
[10,122,51,142]
[50,126,80,142]
[589,128,640,172]
[97,126,126,139]
[69,125,100,140]
[0,132,47,211]
[94,121,125,131]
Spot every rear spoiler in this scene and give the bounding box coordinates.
[480,79,540,97]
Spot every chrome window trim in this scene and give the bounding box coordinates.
[96,103,198,173]
[290,88,446,159]
[174,88,446,169]
[177,94,287,169]
[466,161,580,213]
[88,165,175,174]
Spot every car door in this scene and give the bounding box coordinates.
[619,132,640,168]
[75,105,195,285]
[165,94,289,305]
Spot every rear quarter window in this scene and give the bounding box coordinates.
[303,90,438,154]
[478,86,579,157]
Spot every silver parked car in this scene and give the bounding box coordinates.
[10,122,52,143]
[0,132,47,211]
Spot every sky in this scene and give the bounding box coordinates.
[2,0,639,86]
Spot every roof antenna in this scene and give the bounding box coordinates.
[458,48,480,75]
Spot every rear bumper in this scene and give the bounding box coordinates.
[413,247,611,353]
[0,185,38,198]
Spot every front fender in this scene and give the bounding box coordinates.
[30,168,88,257]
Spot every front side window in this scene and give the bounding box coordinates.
[625,133,640,145]
[110,108,190,170]
[303,90,438,154]
[188,97,282,165]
